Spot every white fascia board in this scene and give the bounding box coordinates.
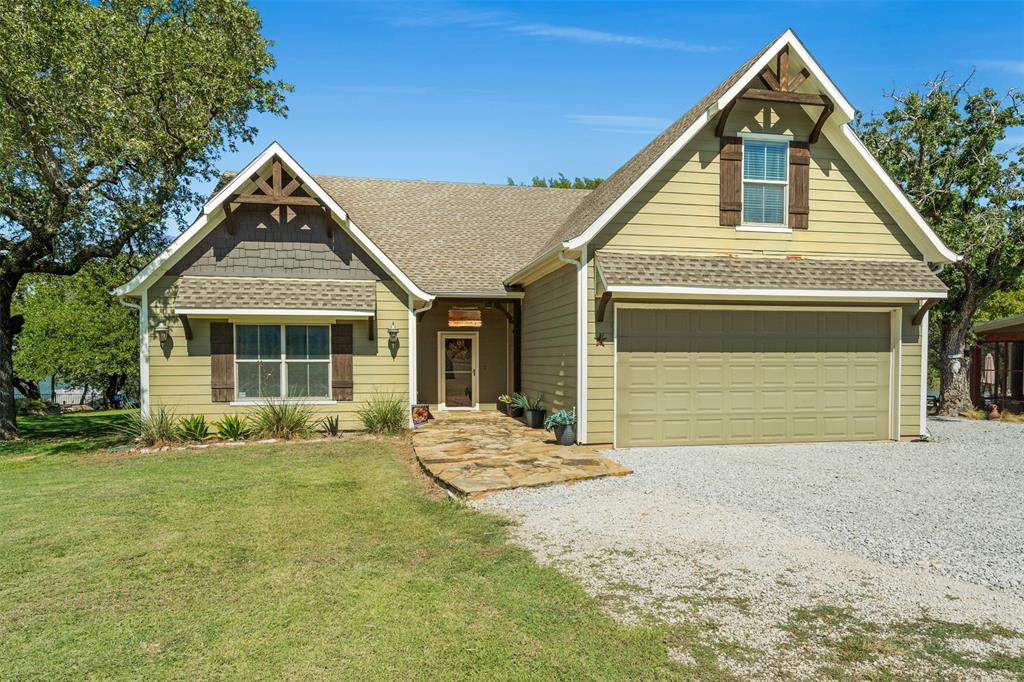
[605,285,947,300]
[838,126,959,264]
[562,112,711,252]
[560,31,959,268]
[114,141,435,302]
[432,291,526,299]
[174,307,373,317]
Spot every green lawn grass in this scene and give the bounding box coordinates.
[3,409,135,459]
[0,413,694,680]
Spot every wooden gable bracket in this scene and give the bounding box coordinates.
[178,314,193,341]
[715,45,834,144]
[912,298,940,326]
[596,291,613,323]
[223,155,332,231]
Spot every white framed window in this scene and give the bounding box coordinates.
[235,324,330,400]
[742,137,788,227]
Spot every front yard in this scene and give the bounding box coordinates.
[1,412,687,679]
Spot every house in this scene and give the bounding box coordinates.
[970,315,1024,413]
[115,29,957,447]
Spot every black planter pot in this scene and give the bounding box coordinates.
[496,401,509,415]
[509,406,524,418]
[553,423,576,445]
[524,409,546,428]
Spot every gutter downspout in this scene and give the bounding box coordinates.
[558,250,586,444]
[117,295,147,416]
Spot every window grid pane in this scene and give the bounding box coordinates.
[236,325,331,400]
[743,140,787,181]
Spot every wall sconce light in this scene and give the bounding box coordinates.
[155,322,170,345]
[387,322,400,349]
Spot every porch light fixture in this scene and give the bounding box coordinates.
[155,322,170,345]
[387,322,400,348]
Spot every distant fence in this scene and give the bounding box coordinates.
[52,388,104,407]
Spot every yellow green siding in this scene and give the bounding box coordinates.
[521,265,577,414]
[587,259,613,443]
[583,101,931,443]
[899,304,923,437]
[592,100,921,260]
[146,276,409,427]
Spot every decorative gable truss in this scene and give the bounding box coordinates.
[716,45,827,230]
[114,142,434,302]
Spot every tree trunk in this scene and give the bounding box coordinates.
[13,376,41,401]
[79,383,90,405]
[0,280,18,439]
[936,319,974,416]
[103,373,126,409]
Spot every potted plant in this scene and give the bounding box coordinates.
[498,393,522,417]
[513,392,545,428]
[544,408,577,445]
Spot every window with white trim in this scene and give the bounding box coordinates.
[742,139,788,226]
[235,324,330,400]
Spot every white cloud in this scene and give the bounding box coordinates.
[507,23,722,52]
[568,114,670,134]
[389,6,724,53]
[968,59,1024,75]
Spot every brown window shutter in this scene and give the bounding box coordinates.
[331,323,354,401]
[789,141,810,229]
[719,136,743,226]
[210,322,234,402]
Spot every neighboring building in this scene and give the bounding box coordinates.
[115,30,957,447]
[970,315,1024,413]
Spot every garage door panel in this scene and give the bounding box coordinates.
[616,309,892,446]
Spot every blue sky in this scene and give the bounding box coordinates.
[194,0,1023,212]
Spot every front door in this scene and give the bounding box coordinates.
[439,333,478,408]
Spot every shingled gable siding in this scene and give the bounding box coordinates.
[520,265,577,416]
[146,275,409,425]
[167,203,388,281]
[584,99,932,441]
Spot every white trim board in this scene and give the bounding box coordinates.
[113,141,434,302]
[554,30,957,265]
[174,307,373,318]
[605,285,946,301]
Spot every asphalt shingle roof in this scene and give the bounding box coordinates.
[174,276,376,312]
[313,177,590,293]
[535,31,785,255]
[595,252,947,292]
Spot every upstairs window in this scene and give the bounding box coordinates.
[742,139,788,226]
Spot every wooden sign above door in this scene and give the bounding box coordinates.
[448,307,482,328]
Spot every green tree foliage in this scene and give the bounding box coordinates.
[857,73,1024,414]
[507,173,604,189]
[0,0,289,437]
[975,288,1024,323]
[14,258,142,408]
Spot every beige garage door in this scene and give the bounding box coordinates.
[616,309,892,447]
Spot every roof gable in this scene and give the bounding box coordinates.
[524,29,957,274]
[114,142,434,300]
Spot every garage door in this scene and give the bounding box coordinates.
[616,309,892,446]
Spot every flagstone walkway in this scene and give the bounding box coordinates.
[412,411,631,497]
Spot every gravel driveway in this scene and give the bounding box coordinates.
[475,419,1024,679]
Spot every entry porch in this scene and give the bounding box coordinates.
[414,297,520,412]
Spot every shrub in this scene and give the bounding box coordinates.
[175,415,211,442]
[15,399,59,416]
[358,392,407,435]
[543,408,577,431]
[511,392,542,411]
[250,400,314,440]
[320,415,341,437]
[120,406,178,446]
[213,414,249,440]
